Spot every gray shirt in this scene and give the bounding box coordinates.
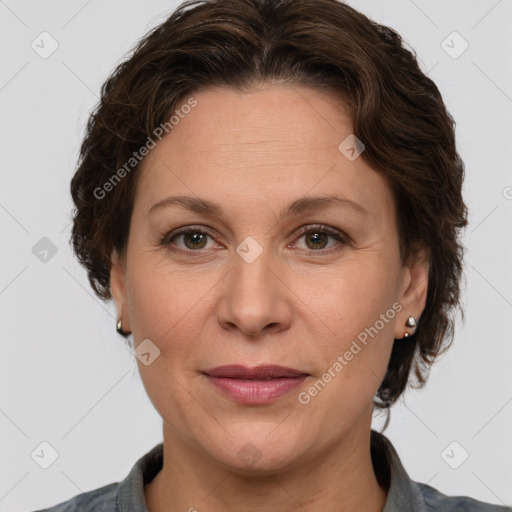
[34,430,511,511]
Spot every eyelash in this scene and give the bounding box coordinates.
[160,224,348,257]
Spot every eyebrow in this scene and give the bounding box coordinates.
[148,194,369,219]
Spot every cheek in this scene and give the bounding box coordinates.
[301,289,396,427]
[302,257,398,389]
[126,262,212,405]
[125,256,221,355]
[299,254,398,332]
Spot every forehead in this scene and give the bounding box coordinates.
[160,84,353,154]
[134,85,395,223]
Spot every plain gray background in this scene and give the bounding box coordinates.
[1,1,511,510]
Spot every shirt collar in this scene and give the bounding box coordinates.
[116,441,163,512]
[371,429,427,511]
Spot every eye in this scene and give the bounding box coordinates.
[292,224,347,254]
[161,224,347,257]
[162,226,217,255]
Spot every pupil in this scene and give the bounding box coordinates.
[308,232,326,249]
[186,233,206,249]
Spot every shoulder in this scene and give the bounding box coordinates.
[371,430,511,512]
[32,442,164,512]
[418,481,512,512]
[33,482,119,512]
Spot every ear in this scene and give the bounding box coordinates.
[110,249,131,332]
[394,244,430,339]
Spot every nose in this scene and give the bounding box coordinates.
[216,247,293,339]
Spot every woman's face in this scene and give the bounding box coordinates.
[111,84,428,472]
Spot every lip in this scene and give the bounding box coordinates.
[203,364,308,379]
[203,365,309,404]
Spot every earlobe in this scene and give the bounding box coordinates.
[395,246,430,339]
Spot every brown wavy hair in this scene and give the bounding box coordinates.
[70,0,468,416]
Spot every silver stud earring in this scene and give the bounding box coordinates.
[403,315,417,338]
[116,318,131,337]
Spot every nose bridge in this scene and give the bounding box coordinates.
[218,235,290,336]
[232,236,276,309]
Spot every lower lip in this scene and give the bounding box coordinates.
[205,375,308,404]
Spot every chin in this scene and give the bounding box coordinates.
[205,423,310,475]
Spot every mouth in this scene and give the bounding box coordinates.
[202,364,309,404]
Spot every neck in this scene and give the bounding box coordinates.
[145,414,388,512]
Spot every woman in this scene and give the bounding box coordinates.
[35,0,510,510]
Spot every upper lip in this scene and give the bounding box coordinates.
[203,364,308,379]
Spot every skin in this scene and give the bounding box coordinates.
[110,84,429,512]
